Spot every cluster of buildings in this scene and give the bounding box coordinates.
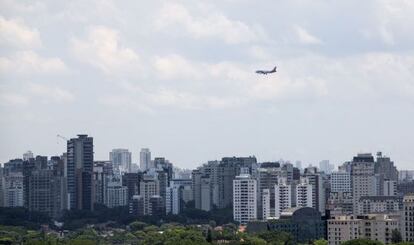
[1,134,414,244]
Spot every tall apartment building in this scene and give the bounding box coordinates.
[104,177,128,208]
[2,159,24,207]
[139,148,151,171]
[129,195,144,216]
[109,149,132,174]
[166,179,193,215]
[122,172,143,201]
[257,162,281,219]
[351,153,377,213]
[233,173,257,224]
[219,156,257,209]
[23,151,34,161]
[140,175,159,215]
[303,167,326,214]
[192,161,220,211]
[274,179,292,218]
[262,189,271,220]
[296,178,313,208]
[375,152,398,182]
[383,180,397,196]
[67,134,94,210]
[402,194,414,242]
[93,161,112,205]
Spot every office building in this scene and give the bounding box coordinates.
[110,149,132,174]
[140,148,151,171]
[67,134,94,210]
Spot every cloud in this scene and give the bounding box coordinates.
[153,54,203,80]
[155,3,260,44]
[0,51,67,75]
[70,26,140,74]
[294,25,322,45]
[28,83,75,103]
[0,93,29,106]
[0,16,41,49]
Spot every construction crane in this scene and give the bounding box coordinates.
[56,134,68,144]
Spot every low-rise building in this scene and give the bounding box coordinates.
[327,214,400,245]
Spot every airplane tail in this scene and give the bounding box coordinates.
[272,66,277,72]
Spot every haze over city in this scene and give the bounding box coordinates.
[1,0,414,169]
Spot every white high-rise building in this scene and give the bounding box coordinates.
[262,189,271,220]
[383,180,397,196]
[233,173,257,224]
[140,148,151,171]
[2,173,24,207]
[23,151,34,161]
[274,179,292,218]
[331,171,351,193]
[296,178,313,208]
[104,177,128,208]
[109,149,132,174]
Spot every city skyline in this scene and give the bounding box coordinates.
[1,1,414,169]
[0,138,412,170]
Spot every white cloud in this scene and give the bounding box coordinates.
[0,93,29,106]
[0,51,67,74]
[0,16,41,49]
[153,54,203,80]
[294,25,322,45]
[28,83,75,103]
[156,3,260,44]
[70,26,140,74]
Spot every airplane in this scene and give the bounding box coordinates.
[256,66,277,75]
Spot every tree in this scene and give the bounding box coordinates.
[129,221,147,231]
[342,239,383,245]
[391,229,402,244]
[314,239,328,245]
[257,231,294,245]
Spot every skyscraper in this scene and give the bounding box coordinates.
[274,178,292,218]
[233,173,257,224]
[23,151,34,161]
[140,148,151,171]
[351,153,377,213]
[67,134,94,210]
[109,149,132,174]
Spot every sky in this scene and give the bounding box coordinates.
[0,0,413,169]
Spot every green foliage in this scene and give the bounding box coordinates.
[391,229,403,244]
[256,231,294,245]
[0,207,50,229]
[129,221,147,231]
[342,239,383,245]
[314,239,328,245]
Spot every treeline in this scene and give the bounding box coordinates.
[0,204,234,230]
